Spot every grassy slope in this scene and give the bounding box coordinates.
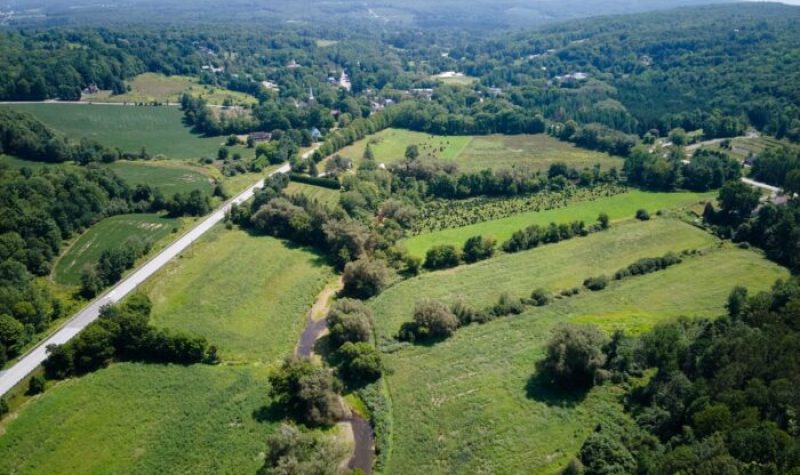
[83,73,257,106]
[0,364,274,475]
[377,222,788,474]
[53,213,179,286]
[104,160,215,194]
[143,227,333,364]
[0,227,334,474]
[402,190,714,258]
[376,218,718,340]
[1,104,235,160]
[285,182,341,208]
[332,128,620,172]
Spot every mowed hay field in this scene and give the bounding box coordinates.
[53,213,179,286]
[333,128,622,172]
[82,73,257,106]
[2,104,232,160]
[403,190,714,258]
[286,182,341,208]
[104,160,215,194]
[374,219,788,474]
[0,227,335,474]
[0,364,275,475]
[142,227,333,363]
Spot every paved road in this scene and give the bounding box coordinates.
[741,177,781,194]
[0,162,292,396]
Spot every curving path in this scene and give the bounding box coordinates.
[0,162,292,396]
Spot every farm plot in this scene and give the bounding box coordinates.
[82,73,257,106]
[104,160,215,194]
[2,104,238,160]
[285,182,341,208]
[402,190,714,258]
[53,213,179,286]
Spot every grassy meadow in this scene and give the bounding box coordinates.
[142,227,333,363]
[331,128,621,172]
[53,213,179,286]
[0,364,275,475]
[82,73,257,106]
[104,160,215,194]
[402,190,714,258]
[1,104,236,160]
[374,219,788,474]
[0,227,336,474]
[286,182,341,208]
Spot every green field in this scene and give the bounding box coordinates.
[286,182,341,207]
[402,190,714,258]
[430,73,479,86]
[374,219,788,473]
[1,104,237,160]
[0,364,275,475]
[331,128,622,172]
[82,73,257,106]
[104,160,215,194]
[0,227,336,474]
[53,213,179,286]
[142,227,333,363]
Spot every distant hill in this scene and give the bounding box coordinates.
[3,0,735,29]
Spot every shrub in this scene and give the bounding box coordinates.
[530,288,551,306]
[537,323,609,389]
[334,341,382,385]
[462,235,496,263]
[424,244,461,270]
[583,275,609,291]
[614,253,682,280]
[493,292,525,316]
[27,374,46,395]
[597,212,610,229]
[259,423,345,475]
[451,300,480,326]
[400,300,459,342]
[268,357,344,427]
[326,299,373,349]
[0,397,8,418]
[636,209,650,221]
[342,258,390,299]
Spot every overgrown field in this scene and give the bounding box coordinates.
[402,190,714,257]
[82,73,257,106]
[104,160,215,194]
[286,182,341,208]
[142,227,333,363]
[374,219,788,474]
[1,104,237,160]
[53,213,179,286]
[0,364,275,475]
[332,128,622,172]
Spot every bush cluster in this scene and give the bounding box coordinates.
[613,252,681,280]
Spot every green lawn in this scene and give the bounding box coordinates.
[1,104,238,160]
[53,213,179,286]
[402,190,714,258]
[104,160,215,194]
[142,227,333,364]
[331,128,621,173]
[375,220,788,474]
[82,73,257,106]
[286,182,341,208]
[0,364,276,475]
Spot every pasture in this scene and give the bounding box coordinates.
[0,364,276,475]
[142,227,333,363]
[374,220,788,473]
[53,213,179,286]
[286,182,341,207]
[402,190,714,258]
[82,73,257,106]
[104,160,215,194]
[1,104,236,160]
[331,128,622,172]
